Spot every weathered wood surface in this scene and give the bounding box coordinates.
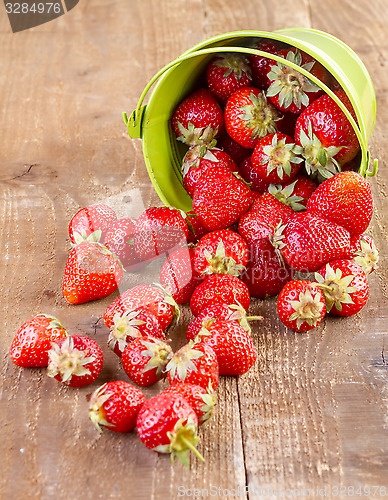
[0,1,387,499]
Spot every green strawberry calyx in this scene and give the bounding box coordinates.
[47,337,95,383]
[315,264,357,312]
[182,144,220,176]
[166,342,204,382]
[108,310,146,354]
[151,282,180,326]
[177,122,218,149]
[353,236,379,274]
[140,338,173,378]
[214,53,252,81]
[297,120,342,180]
[238,91,281,140]
[260,134,303,180]
[198,383,218,424]
[153,415,204,467]
[288,285,326,330]
[201,240,246,277]
[88,383,115,432]
[266,49,321,110]
[71,229,103,247]
[268,181,306,211]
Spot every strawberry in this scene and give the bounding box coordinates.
[194,229,249,277]
[241,237,293,299]
[10,314,68,368]
[267,175,317,211]
[103,284,179,330]
[69,204,117,245]
[161,383,217,425]
[250,191,295,221]
[294,91,359,178]
[191,165,253,231]
[247,38,286,89]
[224,87,281,148]
[216,132,252,165]
[238,156,270,194]
[166,341,219,390]
[108,309,166,357]
[136,392,204,466]
[103,218,146,272]
[62,241,123,305]
[348,234,379,274]
[182,149,238,198]
[315,259,369,317]
[172,88,224,143]
[194,320,257,376]
[47,335,103,387]
[133,206,189,261]
[266,48,327,114]
[251,133,303,184]
[277,280,326,332]
[306,171,373,237]
[205,53,253,104]
[121,337,173,386]
[88,380,145,433]
[160,246,203,304]
[190,274,250,316]
[282,212,351,272]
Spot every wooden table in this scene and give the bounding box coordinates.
[1,1,387,498]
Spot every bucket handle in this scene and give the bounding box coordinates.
[123,45,377,176]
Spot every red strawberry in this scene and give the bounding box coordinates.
[121,337,173,386]
[306,171,373,237]
[294,91,360,178]
[247,38,288,88]
[103,284,179,330]
[282,212,351,272]
[103,218,146,272]
[136,393,204,466]
[190,274,250,316]
[195,320,257,376]
[88,380,145,433]
[182,149,238,198]
[69,204,117,245]
[186,302,261,341]
[251,133,303,184]
[241,237,293,298]
[166,341,219,390]
[134,206,189,261]
[108,309,166,357]
[224,87,281,149]
[277,280,326,332]
[266,48,327,114]
[238,156,270,194]
[217,132,252,165]
[315,259,369,317]
[250,191,295,221]
[268,175,317,211]
[206,53,253,103]
[172,88,224,143]
[161,383,217,425]
[194,229,249,277]
[47,335,103,387]
[10,314,68,368]
[62,242,123,305]
[160,247,203,304]
[192,166,253,231]
[348,234,379,274]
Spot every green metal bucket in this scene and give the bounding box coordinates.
[124,28,378,211]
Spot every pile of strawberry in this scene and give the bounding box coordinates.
[9,39,379,468]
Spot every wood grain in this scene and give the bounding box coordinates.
[0,1,387,499]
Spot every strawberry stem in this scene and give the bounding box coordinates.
[179,436,205,462]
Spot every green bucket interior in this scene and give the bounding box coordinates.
[126,29,377,211]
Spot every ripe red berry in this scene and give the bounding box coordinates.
[89,380,145,433]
